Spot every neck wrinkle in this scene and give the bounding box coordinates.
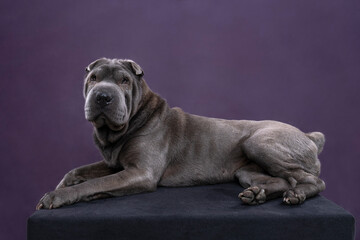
[126,84,168,136]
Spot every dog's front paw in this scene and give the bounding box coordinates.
[36,188,78,210]
[238,186,266,205]
[283,189,306,205]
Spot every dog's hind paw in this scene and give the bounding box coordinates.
[283,189,306,205]
[238,186,266,205]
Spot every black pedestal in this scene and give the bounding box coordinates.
[28,183,355,240]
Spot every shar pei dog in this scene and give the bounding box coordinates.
[37,58,325,209]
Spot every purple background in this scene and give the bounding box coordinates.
[1,0,359,239]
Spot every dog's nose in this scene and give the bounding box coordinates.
[95,92,113,106]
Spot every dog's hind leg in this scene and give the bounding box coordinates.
[241,128,325,205]
[235,163,291,205]
[282,169,325,205]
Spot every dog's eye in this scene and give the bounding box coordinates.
[90,75,96,81]
[122,78,129,84]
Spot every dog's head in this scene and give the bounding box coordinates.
[84,58,144,144]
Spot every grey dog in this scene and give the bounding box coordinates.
[37,58,325,209]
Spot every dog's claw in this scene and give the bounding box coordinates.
[283,189,306,205]
[36,203,43,210]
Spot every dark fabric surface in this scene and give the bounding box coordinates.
[27,183,355,240]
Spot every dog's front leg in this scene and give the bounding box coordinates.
[36,168,156,210]
[55,160,118,190]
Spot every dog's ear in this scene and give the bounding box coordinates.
[85,58,108,73]
[123,59,144,77]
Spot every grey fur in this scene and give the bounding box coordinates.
[36,58,325,209]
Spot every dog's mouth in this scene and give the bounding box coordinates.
[91,115,126,132]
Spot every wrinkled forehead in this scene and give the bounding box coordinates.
[91,59,133,77]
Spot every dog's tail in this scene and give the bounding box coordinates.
[306,132,325,154]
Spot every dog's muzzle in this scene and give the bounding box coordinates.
[85,83,128,131]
